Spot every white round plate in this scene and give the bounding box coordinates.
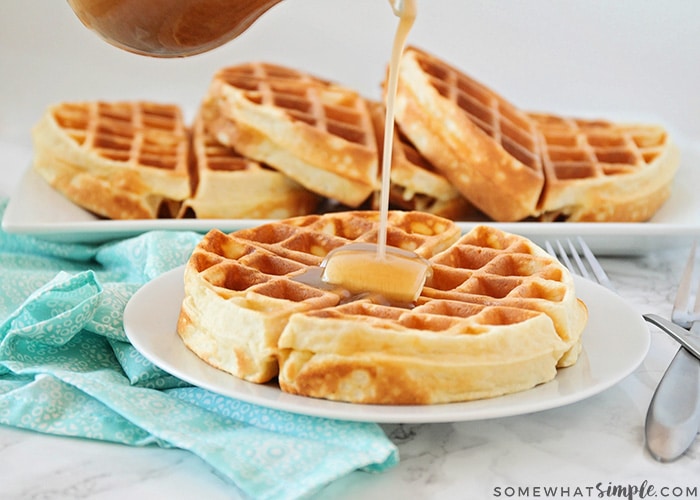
[124,266,650,423]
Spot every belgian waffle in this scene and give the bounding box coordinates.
[204,62,379,207]
[177,210,460,384]
[394,46,679,222]
[32,101,191,219]
[177,211,587,404]
[395,46,545,221]
[531,113,680,221]
[368,101,476,220]
[179,110,319,219]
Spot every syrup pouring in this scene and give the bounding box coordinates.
[319,0,427,304]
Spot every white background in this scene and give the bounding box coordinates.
[1,0,699,199]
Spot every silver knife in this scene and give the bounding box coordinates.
[644,243,700,462]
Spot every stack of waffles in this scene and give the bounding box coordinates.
[31,97,321,221]
[177,211,588,404]
[180,111,319,219]
[394,46,680,222]
[32,101,191,219]
[31,48,679,222]
[202,62,379,208]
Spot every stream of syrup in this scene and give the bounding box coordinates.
[378,0,417,259]
[311,0,427,305]
[316,0,426,304]
[291,0,427,305]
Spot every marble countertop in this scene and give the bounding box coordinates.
[1,246,698,499]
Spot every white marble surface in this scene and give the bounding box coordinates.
[0,251,697,499]
[1,1,698,498]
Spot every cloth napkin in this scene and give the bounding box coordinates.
[0,199,398,499]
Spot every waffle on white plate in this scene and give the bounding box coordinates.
[32,101,191,219]
[394,46,679,222]
[177,211,587,405]
[203,62,379,207]
[179,110,319,219]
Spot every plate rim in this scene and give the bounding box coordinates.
[123,266,650,423]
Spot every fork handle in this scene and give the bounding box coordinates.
[643,315,700,361]
[645,343,700,462]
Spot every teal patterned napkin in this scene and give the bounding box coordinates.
[0,199,398,499]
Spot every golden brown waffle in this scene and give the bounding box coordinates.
[32,101,191,219]
[178,210,460,384]
[420,225,586,367]
[204,62,379,207]
[179,110,319,219]
[178,211,587,404]
[367,101,476,220]
[531,113,680,221]
[395,46,545,221]
[395,47,679,222]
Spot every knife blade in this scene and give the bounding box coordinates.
[644,243,700,462]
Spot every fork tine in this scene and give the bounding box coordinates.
[576,237,614,291]
[545,238,615,292]
[566,239,591,280]
[674,240,697,328]
[547,240,575,275]
[545,239,577,275]
[544,240,556,257]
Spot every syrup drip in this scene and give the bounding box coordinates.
[378,0,417,259]
[290,266,410,308]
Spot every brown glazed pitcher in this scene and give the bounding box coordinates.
[66,0,284,57]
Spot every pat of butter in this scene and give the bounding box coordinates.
[321,243,431,303]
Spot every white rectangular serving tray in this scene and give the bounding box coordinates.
[3,139,699,255]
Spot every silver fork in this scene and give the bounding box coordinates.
[643,242,700,461]
[544,237,615,291]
